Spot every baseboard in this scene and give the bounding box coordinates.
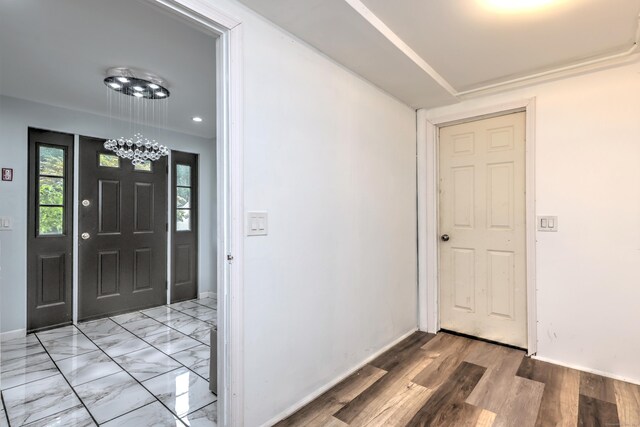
[0,328,27,341]
[260,327,419,427]
[532,354,640,386]
[199,291,216,299]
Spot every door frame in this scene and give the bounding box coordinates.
[417,98,537,355]
[147,2,244,425]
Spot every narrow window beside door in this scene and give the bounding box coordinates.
[176,164,192,231]
[38,146,66,235]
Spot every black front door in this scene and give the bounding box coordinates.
[27,128,74,331]
[79,136,167,320]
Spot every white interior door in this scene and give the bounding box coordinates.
[439,112,527,348]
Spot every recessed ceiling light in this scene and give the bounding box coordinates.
[108,82,122,89]
[133,92,144,98]
[192,116,203,123]
[133,86,144,92]
[148,83,159,90]
[481,0,558,13]
[156,91,167,97]
[117,77,129,83]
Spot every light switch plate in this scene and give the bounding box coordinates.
[0,216,13,231]
[247,211,268,236]
[537,215,558,232]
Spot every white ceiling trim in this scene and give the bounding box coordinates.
[458,15,640,97]
[343,0,640,100]
[343,0,458,96]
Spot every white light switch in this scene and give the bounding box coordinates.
[537,216,558,232]
[247,212,268,236]
[0,216,13,231]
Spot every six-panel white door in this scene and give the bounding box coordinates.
[439,112,527,348]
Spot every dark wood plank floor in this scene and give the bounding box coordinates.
[275,332,640,427]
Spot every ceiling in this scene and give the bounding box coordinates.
[0,0,216,139]
[238,0,640,109]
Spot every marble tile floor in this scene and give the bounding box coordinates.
[0,297,217,426]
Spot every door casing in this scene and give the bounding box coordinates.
[417,98,537,355]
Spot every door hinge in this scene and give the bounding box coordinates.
[166,223,169,232]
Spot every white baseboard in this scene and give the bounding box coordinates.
[532,354,640,386]
[0,329,27,341]
[260,327,419,427]
[199,292,216,299]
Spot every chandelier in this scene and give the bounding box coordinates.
[104,133,169,166]
[103,67,170,164]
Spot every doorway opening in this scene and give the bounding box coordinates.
[13,0,244,424]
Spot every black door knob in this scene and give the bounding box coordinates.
[441,234,450,241]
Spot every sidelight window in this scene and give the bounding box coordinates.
[175,164,191,231]
[38,145,66,235]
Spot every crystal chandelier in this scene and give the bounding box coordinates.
[103,67,170,164]
[104,133,169,166]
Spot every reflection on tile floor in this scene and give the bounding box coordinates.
[0,297,217,426]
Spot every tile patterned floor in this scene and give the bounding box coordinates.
[0,297,217,426]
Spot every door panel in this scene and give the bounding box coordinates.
[487,250,515,319]
[452,248,475,312]
[171,151,198,303]
[27,129,74,331]
[439,112,526,348]
[79,136,167,320]
[39,254,66,305]
[134,248,153,291]
[97,250,120,297]
[452,166,474,228]
[134,183,154,232]
[99,180,120,233]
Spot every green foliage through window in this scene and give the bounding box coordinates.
[39,207,63,235]
[134,161,152,171]
[39,177,64,205]
[39,146,64,176]
[99,153,120,168]
[38,145,65,235]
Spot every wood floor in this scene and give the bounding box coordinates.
[275,332,640,426]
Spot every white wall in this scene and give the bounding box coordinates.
[0,95,216,334]
[193,0,419,425]
[422,60,640,384]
